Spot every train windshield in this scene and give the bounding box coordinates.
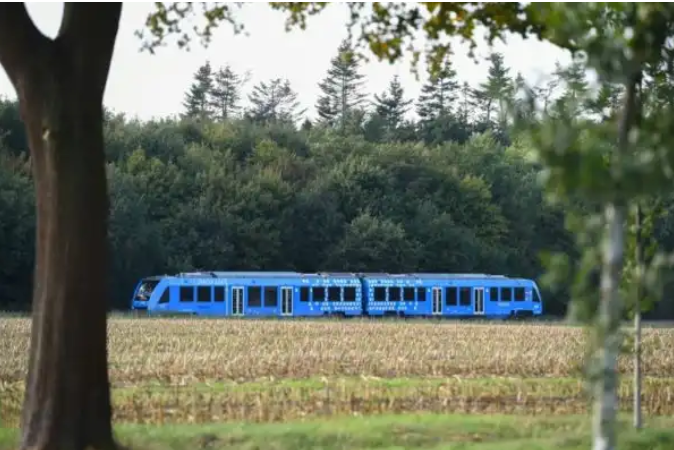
[533,287,542,303]
[135,279,159,301]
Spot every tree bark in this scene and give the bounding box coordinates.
[594,202,625,450]
[0,4,122,450]
[633,203,643,430]
[592,74,639,450]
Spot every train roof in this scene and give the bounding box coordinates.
[140,275,164,281]
[357,272,537,285]
[358,272,511,279]
[173,271,360,279]
[412,273,509,279]
[140,271,535,284]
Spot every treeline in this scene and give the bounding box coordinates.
[181,41,527,146]
[2,40,674,318]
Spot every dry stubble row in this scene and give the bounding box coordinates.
[2,317,674,384]
[3,377,674,426]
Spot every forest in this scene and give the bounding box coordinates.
[1,38,673,318]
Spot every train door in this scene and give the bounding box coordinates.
[474,287,484,315]
[432,287,442,315]
[281,287,293,316]
[232,287,244,316]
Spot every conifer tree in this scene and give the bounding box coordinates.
[247,78,305,125]
[209,64,247,121]
[315,39,367,130]
[554,61,588,102]
[373,75,413,139]
[472,52,513,127]
[552,60,590,118]
[415,55,470,144]
[183,61,214,121]
[456,81,476,126]
[534,76,560,115]
[416,55,459,122]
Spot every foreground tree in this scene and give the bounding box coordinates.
[0,3,121,450]
[527,4,674,449]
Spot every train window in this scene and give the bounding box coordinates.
[264,286,278,307]
[328,287,341,301]
[214,286,225,302]
[403,287,415,301]
[389,287,401,302]
[344,287,357,302]
[533,289,541,303]
[179,287,194,302]
[489,287,499,302]
[501,288,512,302]
[313,287,325,302]
[248,286,262,307]
[374,287,387,302]
[197,286,211,302]
[445,287,457,306]
[459,287,471,306]
[135,279,159,301]
[417,287,426,301]
[158,288,170,304]
[300,287,310,302]
[514,287,525,302]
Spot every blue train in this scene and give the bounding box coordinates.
[131,271,543,319]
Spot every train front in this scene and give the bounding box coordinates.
[131,276,161,311]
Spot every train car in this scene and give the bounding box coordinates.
[362,273,543,318]
[131,271,543,319]
[359,273,428,317]
[140,271,364,318]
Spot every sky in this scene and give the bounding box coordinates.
[0,2,574,122]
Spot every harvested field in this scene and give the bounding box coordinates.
[1,317,673,426]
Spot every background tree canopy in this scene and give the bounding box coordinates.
[3,40,674,320]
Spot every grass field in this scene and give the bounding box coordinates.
[2,316,674,448]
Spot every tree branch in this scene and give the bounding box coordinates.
[58,3,123,97]
[0,4,50,87]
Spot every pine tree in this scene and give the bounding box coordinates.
[209,64,246,121]
[183,61,214,121]
[473,52,513,127]
[373,75,413,138]
[300,118,313,132]
[554,60,588,102]
[416,56,473,144]
[315,39,367,130]
[586,82,623,121]
[552,60,589,118]
[534,76,560,115]
[456,81,476,126]
[511,72,537,123]
[416,56,459,122]
[247,78,305,125]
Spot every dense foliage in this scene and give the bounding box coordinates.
[2,40,674,319]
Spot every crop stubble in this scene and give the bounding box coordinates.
[1,317,673,425]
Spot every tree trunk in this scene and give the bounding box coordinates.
[0,5,122,450]
[592,73,639,450]
[593,202,625,450]
[19,69,115,450]
[633,203,643,430]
